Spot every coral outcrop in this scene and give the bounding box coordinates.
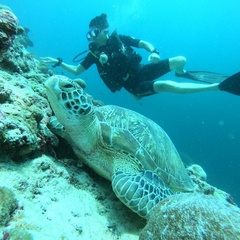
[0,69,57,158]
[0,187,18,226]
[140,193,240,240]
[0,10,57,158]
[0,5,19,53]
[187,164,235,204]
[2,229,33,240]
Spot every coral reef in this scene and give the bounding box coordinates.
[0,6,19,53]
[0,36,48,74]
[2,229,33,240]
[0,16,57,158]
[140,193,240,240]
[187,164,207,181]
[0,187,18,226]
[0,69,57,158]
[15,27,34,49]
[187,164,236,204]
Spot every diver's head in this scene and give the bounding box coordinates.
[89,13,109,30]
[86,13,109,44]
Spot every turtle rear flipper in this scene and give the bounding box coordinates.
[112,170,173,219]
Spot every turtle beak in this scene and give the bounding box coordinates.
[45,76,60,92]
[45,76,62,104]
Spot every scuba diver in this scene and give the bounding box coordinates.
[41,13,240,97]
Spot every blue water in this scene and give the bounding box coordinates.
[4,1,240,204]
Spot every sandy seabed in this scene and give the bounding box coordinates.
[0,154,146,239]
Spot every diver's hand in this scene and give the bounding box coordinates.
[148,53,160,63]
[40,57,58,64]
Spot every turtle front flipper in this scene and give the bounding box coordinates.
[48,116,66,138]
[112,170,174,219]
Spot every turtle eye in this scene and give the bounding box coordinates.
[63,84,74,88]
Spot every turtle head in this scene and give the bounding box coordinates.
[45,75,94,119]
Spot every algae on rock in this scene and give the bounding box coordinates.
[140,193,240,240]
[0,187,18,226]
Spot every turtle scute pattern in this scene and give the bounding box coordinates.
[95,105,194,193]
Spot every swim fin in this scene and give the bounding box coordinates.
[175,71,229,84]
[218,72,240,96]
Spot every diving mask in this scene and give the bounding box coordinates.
[86,28,109,41]
[86,28,100,41]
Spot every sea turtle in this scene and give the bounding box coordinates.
[45,75,194,219]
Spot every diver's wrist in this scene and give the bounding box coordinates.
[52,57,63,68]
[151,49,160,55]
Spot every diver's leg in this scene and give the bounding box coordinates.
[153,80,219,94]
[169,56,186,74]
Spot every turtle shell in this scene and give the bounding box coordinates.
[96,105,194,192]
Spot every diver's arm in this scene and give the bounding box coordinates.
[41,57,86,75]
[138,40,156,53]
[60,62,86,75]
[138,40,160,63]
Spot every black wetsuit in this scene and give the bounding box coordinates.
[81,32,171,97]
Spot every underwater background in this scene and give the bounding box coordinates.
[3,0,240,204]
